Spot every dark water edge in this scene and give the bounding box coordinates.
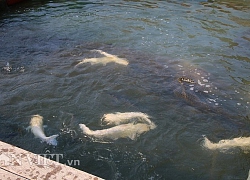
[0,0,250,179]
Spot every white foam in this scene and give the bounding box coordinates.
[208,98,216,102]
[198,80,205,86]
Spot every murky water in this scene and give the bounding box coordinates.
[0,0,250,179]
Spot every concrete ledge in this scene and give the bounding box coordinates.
[0,140,103,180]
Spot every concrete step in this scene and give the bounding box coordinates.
[0,140,103,180]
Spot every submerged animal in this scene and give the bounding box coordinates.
[101,112,155,127]
[28,114,58,146]
[75,49,129,66]
[170,74,236,118]
[160,62,216,111]
[202,136,250,152]
[165,64,238,119]
[79,123,153,141]
[80,112,156,141]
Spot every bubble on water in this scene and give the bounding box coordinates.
[237,103,241,106]
[138,152,143,156]
[198,80,205,86]
[190,87,194,91]
[215,103,219,106]
[203,91,209,93]
[208,98,216,102]
[235,90,240,94]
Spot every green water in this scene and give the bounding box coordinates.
[0,0,250,179]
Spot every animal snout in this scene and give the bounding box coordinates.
[101,116,111,126]
[101,116,107,124]
[101,116,106,121]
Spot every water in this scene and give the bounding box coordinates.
[0,0,250,179]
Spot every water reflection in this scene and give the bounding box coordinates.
[206,0,250,11]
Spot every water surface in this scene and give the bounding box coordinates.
[0,0,250,179]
